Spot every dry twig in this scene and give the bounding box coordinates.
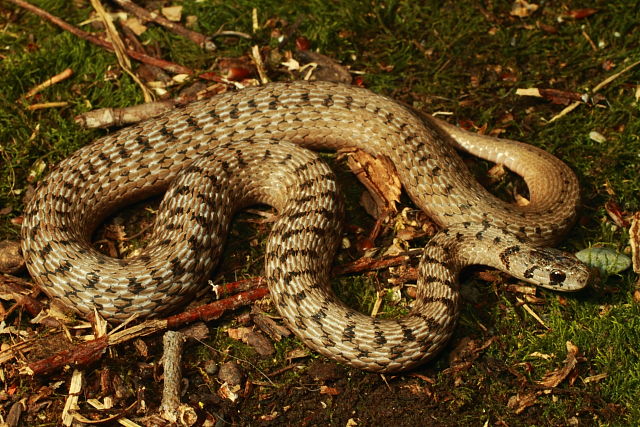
[0,274,44,318]
[8,0,193,75]
[333,254,411,276]
[26,102,69,111]
[23,68,73,99]
[112,0,216,51]
[75,100,176,128]
[548,58,640,122]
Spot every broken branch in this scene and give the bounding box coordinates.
[23,286,268,376]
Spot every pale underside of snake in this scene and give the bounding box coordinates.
[22,80,590,372]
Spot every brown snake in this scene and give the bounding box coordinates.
[22,80,590,372]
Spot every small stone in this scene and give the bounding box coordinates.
[245,330,275,356]
[218,362,244,386]
[588,131,606,143]
[0,240,25,274]
[307,361,344,381]
[203,360,218,375]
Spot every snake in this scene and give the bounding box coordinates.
[21,80,591,372]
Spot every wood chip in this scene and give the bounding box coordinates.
[344,149,401,218]
[629,212,640,273]
[61,369,83,426]
[250,45,269,84]
[510,0,539,18]
[85,399,141,426]
[123,17,147,35]
[161,5,182,22]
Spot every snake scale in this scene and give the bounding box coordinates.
[22,80,590,372]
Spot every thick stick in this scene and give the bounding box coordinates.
[159,331,185,422]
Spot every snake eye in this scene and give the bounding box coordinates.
[550,270,566,284]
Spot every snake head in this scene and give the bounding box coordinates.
[516,248,591,291]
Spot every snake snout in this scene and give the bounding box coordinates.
[524,248,591,291]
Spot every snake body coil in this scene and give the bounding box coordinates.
[22,81,590,372]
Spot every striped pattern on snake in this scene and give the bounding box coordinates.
[21,81,590,372]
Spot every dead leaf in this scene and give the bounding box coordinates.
[180,322,210,340]
[447,337,495,369]
[538,22,558,33]
[218,56,256,81]
[295,36,311,50]
[395,227,427,241]
[320,385,341,395]
[475,270,502,282]
[538,88,584,105]
[227,327,274,356]
[602,59,616,71]
[507,391,538,414]
[132,339,148,357]
[605,200,629,228]
[259,412,279,421]
[487,163,506,182]
[343,149,401,219]
[528,351,555,360]
[251,310,291,341]
[217,382,239,402]
[510,0,539,18]
[537,341,579,388]
[629,212,640,273]
[565,8,598,19]
[515,88,584,105]
[402,383,433,398]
